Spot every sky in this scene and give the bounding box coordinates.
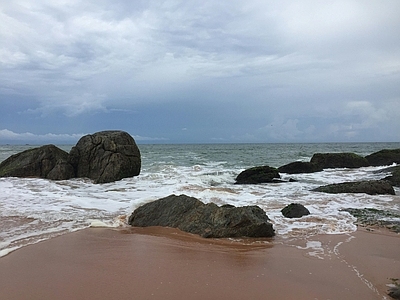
[1,0,400,144]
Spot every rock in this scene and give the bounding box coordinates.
[281,203,310,218]
[0,145,74,180]
[128,194,275,238]
[235,165,280,184]
[383,166,400,187]
[47,159,75,180]
[365,149,400,166]
[69,130,141,183]
[341,208,400,233]
[312,180,395,195]
[388,285,400,299]
[278,161,322,174]
[310,152,369,169]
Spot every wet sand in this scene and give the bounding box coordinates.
[0,226,399,300]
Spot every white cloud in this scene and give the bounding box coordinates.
[0,129,167,144]
[132,135,168,142]
[0,129,85,143]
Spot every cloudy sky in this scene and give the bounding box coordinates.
[1,0,399,144]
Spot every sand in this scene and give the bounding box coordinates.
[0,226,399,300]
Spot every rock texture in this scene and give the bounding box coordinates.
[278,161,322,174]
[281,203,310,218]
[0,131,141,183]
[312,180,395,195]
[235,165,280,184]
[69,131,141,183]
[365,149,400,166]
[383,166,400,187]
[0,145,74,180]
[342,208,400,233]
[310,152,369,169]
[388,286,400,299]
[128,194,275,238]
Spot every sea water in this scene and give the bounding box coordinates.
[0,143,399,256]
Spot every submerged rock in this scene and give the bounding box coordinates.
[365,149,400,166]
[235,165,280,184]
[278,161,322,174]
[312,180,395,195]
[310,152,369,169]
[281,203,310,218]
[0,144,74,180]
[388,285,400,299]
[128,194,275,238]
[342,208,400,233]
[69,130,141,183]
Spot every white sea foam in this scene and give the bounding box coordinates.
[1,143,399,256]
[0,246,20,258]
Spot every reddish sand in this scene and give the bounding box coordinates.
[0,226,398,300]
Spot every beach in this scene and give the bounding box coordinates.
[0,226,398,300]
[1,143,400,299]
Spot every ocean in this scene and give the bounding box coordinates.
[1,142,399,257]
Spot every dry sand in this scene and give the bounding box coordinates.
[0,226,399,300]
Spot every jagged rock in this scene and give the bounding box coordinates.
[278,161,323,174]
[310,152,369,169]
[69,130,141,183]
[281,203,310,218]
[128,194,275,238]
[312,180,395,195]
[235,165,280,184]
[365,149,400,166]
[0,145,74,180]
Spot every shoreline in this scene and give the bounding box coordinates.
[0,226,399,300]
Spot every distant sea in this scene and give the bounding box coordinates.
[1,142,399,256]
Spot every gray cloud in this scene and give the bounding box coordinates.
[1,0,399,143]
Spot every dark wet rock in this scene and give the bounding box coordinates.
[0,145,74,180]
[47,159,76,180]
[382,166,400,187]
[312,180,395,195]
[235,165,280,184]
[281,203,310,218]
[128,194,275,238]
[365,149,400,166]
[310,152,369,169]
[278,161,323,174]
[342,208,400,233]
[69,130,141,183]
[389,285,400,299]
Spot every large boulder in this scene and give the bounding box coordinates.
[69,130,141,183]
[312,180,395,195]
[235,165,280,184]
[310,153,369,169]
[281,203,310,218]
[278,161,323,174]
[0,145,74,180]
[365,149,400,166]
[128,194,275,238]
